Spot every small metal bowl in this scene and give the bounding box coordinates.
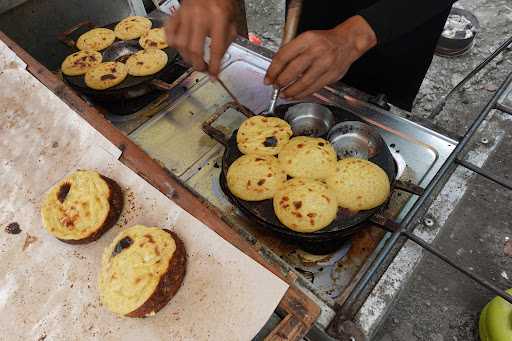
[435,8,479,57]
[102,41,140,63]
[284,103,335,137]
[327,121,385,159]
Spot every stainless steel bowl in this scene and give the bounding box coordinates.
[102,41,140,63]
[284,103,335,137]
[435,8,479,57]
[327,121,385,159]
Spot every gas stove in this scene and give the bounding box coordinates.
[1,1,508,336]
[92,38,457,338]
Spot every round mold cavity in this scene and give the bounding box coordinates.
[327,121,385,160]
[284,103,335,137]
[102,40,140,63]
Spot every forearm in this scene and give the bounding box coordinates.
[331,15,377,62]
[265,16,378,99]
[358,0,456,45]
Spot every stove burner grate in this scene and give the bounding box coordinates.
[328,72,512,336]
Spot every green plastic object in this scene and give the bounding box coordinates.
[479,289,512,341]
[480,304,491,341]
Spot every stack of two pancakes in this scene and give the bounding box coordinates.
[41,170,186,317]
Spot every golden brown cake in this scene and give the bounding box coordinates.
[139,28,168,49]
[273,178,337,233]
[84,62,128,90]
[236,116,293,156]
[76,28,115,51]
[326,158,390,211]
[278,136,337,179]
[99,225,187,317]
[61,50,102,76]
[226,154,287,201]
[41,170,123,244]
[125,49,168,76]
[114,16,152,40]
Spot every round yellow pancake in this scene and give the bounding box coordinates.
[125,49,168,76]
[76,28,115,51]
[326,158,390,211]
[139,28,168,49]
[61,50,102,76]
[278,136,337,179]
[115,16,152,40]
[84,62,127,90]
[41,170,111,241]
[237,116,293,156]
[273,178,337,233]
[99,225,177,316]
[227,154,287,201]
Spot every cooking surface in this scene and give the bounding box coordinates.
[63,20,178,93]
[217,103,396,243]
[105,41,457,327]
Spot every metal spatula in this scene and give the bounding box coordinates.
[203,60,244,108]
[266,0,303,115]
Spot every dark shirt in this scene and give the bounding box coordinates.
[295,0,456,110]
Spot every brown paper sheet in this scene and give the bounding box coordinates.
[0,40,288,340]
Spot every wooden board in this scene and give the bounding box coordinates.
[0,31,320,341]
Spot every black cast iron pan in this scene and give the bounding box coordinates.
[203,102,418,254]
[58,19,180,101]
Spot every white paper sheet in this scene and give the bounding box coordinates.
[0,38,26,70]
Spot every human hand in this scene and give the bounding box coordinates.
[264,15,377,99]
[165,0,238,77]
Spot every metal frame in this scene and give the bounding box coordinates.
[327,72,512,336]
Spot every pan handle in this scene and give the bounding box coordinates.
[149,67,194,91]
[201,101,254,147]
[150,79,176,91]
[394,180,425,196]
[58,21,96,48]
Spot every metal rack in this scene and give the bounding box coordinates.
[327,72,512,337]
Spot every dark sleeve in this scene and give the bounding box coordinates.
[358,0,456,45]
